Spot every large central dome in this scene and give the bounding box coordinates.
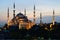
[16,13,27,19]
[15,12,28,22]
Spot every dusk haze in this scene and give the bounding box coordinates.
[0,0,60,40]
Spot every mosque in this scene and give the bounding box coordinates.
[3,3,55,30]
[6,3,35,30]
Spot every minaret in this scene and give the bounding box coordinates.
[40,13,42,25]
[13,3,15,18]
[52,10,55,25]
[33,5,36,23]
[24,9,26,16]
[7,7,9,26]
[7,8,9,21]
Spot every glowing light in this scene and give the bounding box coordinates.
[45,27,48,30]
[50,24,53,31]
[50,24,53,28]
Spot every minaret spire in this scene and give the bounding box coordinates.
[52,10,55,25]
[13,3,15,18]
[7,7,9,19]
[7,7,9,26]
[40,12,42,25]
[33,5,36,23]
[24,9,26,16]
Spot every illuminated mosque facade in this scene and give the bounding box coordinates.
[6,3,55,30]
[7,3,35,30]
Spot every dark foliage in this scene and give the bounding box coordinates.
[0,23,60,39]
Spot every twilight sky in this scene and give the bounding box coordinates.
[0,0,60,24]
